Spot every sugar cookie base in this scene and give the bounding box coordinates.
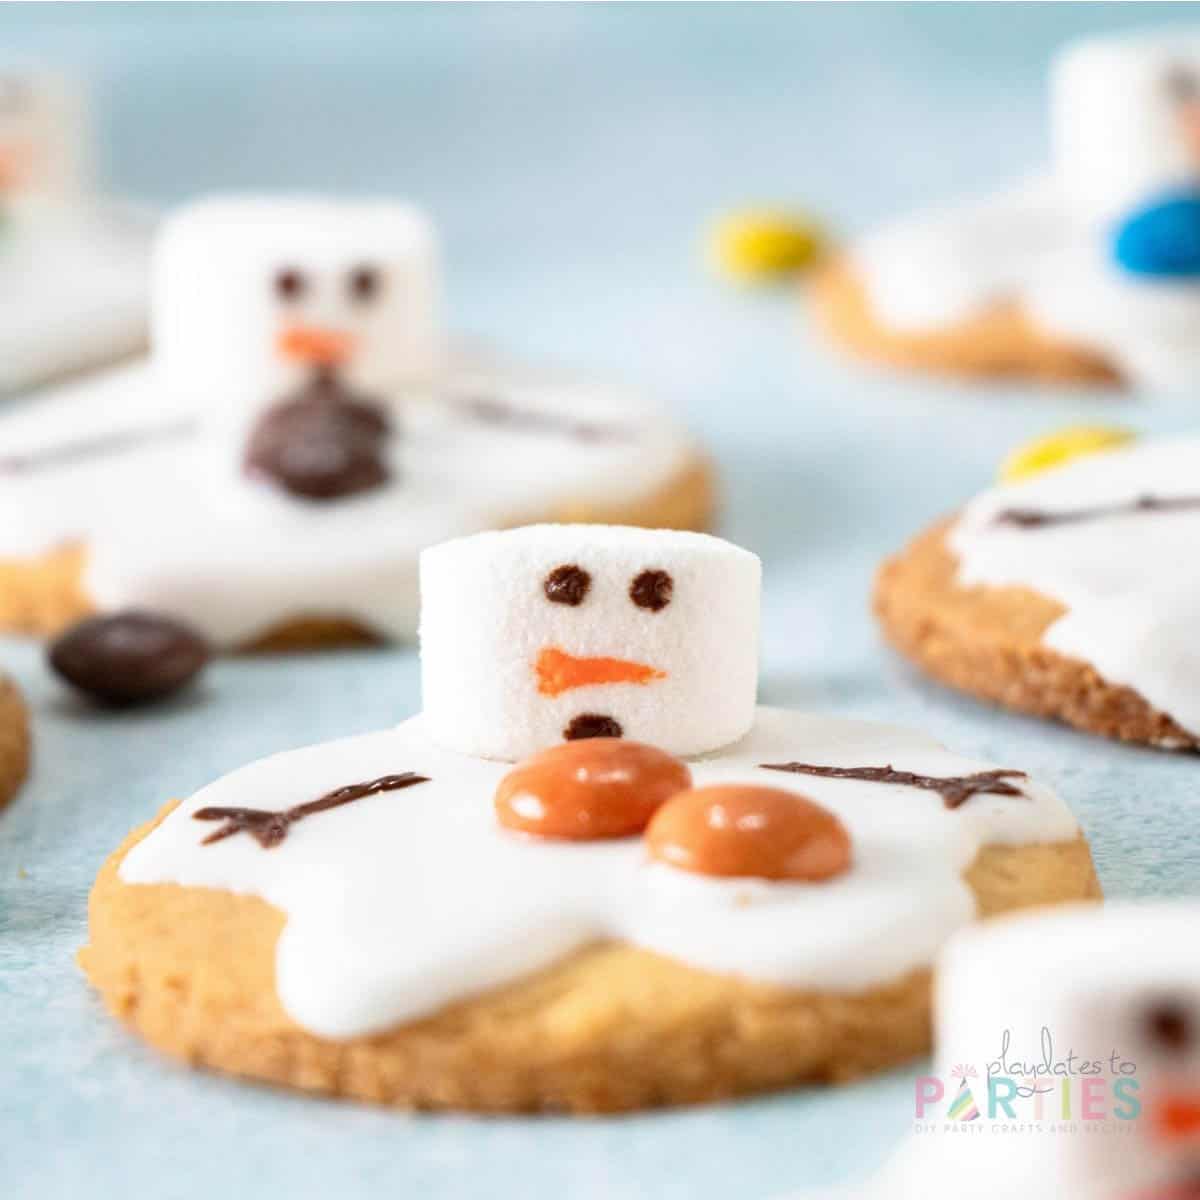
[0,454,717,650]
[811,258,1121,386]
[80,804,1099,1114]
[0,676,30,810]
[875,518,1197,750]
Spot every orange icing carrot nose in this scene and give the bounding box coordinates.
[0,144,29,190]
[1156,1093,1200,1142]
[1179,104,1200,161]
[276,324,357,367]
[535,646,665,697]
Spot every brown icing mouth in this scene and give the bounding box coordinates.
[992,493,1200,530]
[193,771,430,848]
[563,714,624,741]
[758,763,1028,811]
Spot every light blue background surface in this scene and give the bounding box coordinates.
[3,4,1200,1197]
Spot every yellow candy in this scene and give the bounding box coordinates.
[1000,426,1136,483]
[709,210,825,282]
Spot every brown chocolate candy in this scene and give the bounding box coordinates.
[645,784,852,882]
[48,611,211,705]
[495,739,691,840]
[244,372,391,501]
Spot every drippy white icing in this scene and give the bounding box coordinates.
[0,356,698,644]
[949,436,1200,741]
[853,176,1200,389]
[118,706,1079,1040]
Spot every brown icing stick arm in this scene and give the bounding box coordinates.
[757,763,1027,810]
[992,493,1200,530]
[194,771,430,848]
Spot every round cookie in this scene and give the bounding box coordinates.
[0,196,714,650]
[811,33,1200,390]
[81,526,1099,1113]
[82,803,1097,1114]
[876,435,1200,750]
[0,674,31,809]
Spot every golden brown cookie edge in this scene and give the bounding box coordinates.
[809,256,1122,386]
[0,674,30,810]
[874,517,1197,750]
[80,802,1098,1114]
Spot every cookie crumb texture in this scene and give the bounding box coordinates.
[0,675,30,809]
[80,806,1098,1113]
[0,456,717,649]
[875,518,1198,750]
[810,258,1121,386]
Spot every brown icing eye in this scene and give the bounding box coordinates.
[348,265,381,303]
[630,569,673,612]
[543,564,591,606]
[1144,1000,1194,1053]
[1167,66,1199,104]
[274,268,306,302]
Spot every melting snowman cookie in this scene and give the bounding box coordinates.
[813,30,1200,389]
[0,196,713,647]
[876,430,1200,750]
[81,525,1099,1113]
[805,904,1200,1200]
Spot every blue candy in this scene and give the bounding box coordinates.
[1113,190,1200,278]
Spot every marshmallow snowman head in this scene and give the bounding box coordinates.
[936,904,1200,1195]
[0,70,82,214]
[1052,33,1200,226]
[152,196,442,431]
[419,525,762,761]
[1073,963,1200,1193]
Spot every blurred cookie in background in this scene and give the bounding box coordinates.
[812,30,1200,391]
[0,195,714,651]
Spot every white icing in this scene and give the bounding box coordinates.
[949,436,1200,738]
[851,31,1200,388]
[119,706,1079,1040]
[0,357,698,644]
[801,903,1200,1200]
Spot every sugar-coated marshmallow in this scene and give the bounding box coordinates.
[1052,32,1200,225]
[420,525,761,760]
[151,196,442,431]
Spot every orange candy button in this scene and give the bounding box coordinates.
[645,785,852,882]
[495,740,692,841]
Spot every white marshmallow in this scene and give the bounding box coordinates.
[151,195,442,432]
[1052,32,1200,225]
[419,525,761,760]
[0,68,83,216]
[933,903,1200,1197]
[819,903,1200,1200]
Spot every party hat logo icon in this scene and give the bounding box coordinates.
[947,1064,981,1122]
